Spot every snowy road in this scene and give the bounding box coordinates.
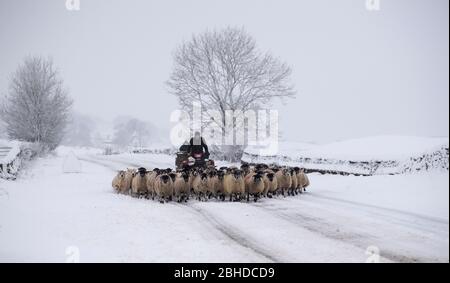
[0,151,448,262]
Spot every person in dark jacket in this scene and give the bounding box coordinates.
[189,131,210,158]
[179,140,190,152]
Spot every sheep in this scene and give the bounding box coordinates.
[188,168,201,191]
[255,163,269,171]
[215,169,226,200]
[112,170,126,193]
[131,167,148,198]
[295,167,310,193]
[234,169,246,200]
[275,167,292,197]
[191,170,209,201]
[169,171,177,183]
[205,169,220,199]
[262,170,278,198]
[202,167,226,200]
[154,172,174,203]
[222,171,234,201]
[118,168,135,194]
[304,173,310,189]
[114,162,308,202]
[223,169,245,201]
[288,167,299,196]
[146,168,161,200]
[244,171,265,202]
[173,171,190,202]
[240,163,252,176]
[204,167,227,200]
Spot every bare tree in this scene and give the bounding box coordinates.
[0,118,7,139]
[0,56,73,150]
[167,27,295,149]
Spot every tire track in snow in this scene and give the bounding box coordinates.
[175,202,281,262]
[300,194,449,262]
[80,155,278,262]
[249,202,417,263]
[257,191,447,237]
[250,196,448,263]
[307,193,449,225]
[300,193,449,238]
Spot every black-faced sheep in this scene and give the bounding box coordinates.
[288,167,299,196]
[202,168,226,200]
[223,169,245,201]
[146,168,161,200]
[263,170,278,198]
[244,171,265,202]
[191,170,209,201]
[215,169,226,200]
[173,171,190,202]
[154,172,174,203]
[240,163,252,176]
[131,167,148,197]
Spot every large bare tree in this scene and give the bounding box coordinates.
[0,56,73,150]
[167,27,295,156]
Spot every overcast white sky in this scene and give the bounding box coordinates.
[0,0,448,143]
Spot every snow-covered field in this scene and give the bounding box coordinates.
[0,141,448,263]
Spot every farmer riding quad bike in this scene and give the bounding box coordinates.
[175,133,214,170]
[175,147,213,170]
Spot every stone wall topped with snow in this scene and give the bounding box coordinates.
[0,140,22,180]
[242,136,449,176]
[0,140,35,180]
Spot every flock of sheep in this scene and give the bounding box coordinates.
[112,163,310,203]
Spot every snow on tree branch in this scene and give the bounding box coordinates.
[1,56,73,151]
[166,27,296,133]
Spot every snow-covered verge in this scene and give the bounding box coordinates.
[0,149,447,262]
[243,136,449,175]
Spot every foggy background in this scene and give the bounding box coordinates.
[0,0,448,144]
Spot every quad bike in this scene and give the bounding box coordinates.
[175,151,214,170]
